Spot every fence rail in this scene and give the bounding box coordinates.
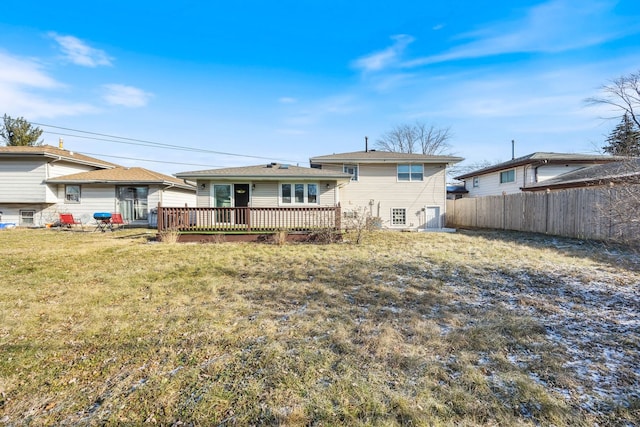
[157,205,341,233]
[446,184,640,242]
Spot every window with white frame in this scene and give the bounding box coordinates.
[65,185,81,203]
[397,164,424,181]
[473,176,479,187]
[391,208,407,226]
[500,169,515,184]
[20,210,35,226]
[280,183,319,205]
[343,164,358,181]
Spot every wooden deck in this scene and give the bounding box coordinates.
[157,205,342,235]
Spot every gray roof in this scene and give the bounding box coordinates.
[176,163,352,181]
[455,152,625,180]
[310,150,463,164]
[522,158,640,191]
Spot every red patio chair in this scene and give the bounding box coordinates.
[59,213,84,231]
[110,213,127,230]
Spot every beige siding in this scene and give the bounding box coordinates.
[341,163,447,230]
[192,181,338,208]
[251,183,279,207]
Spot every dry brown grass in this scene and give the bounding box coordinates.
[0,228,638,426]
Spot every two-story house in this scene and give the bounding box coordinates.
[309,150,463,230]
[0,144,196,227]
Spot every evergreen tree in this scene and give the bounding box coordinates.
[0,114,44,146]
[602,113,640,157]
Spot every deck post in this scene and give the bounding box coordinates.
[158,203,164,231]
[335,203,341,231]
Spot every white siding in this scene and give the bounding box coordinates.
[251,182,279,207]
[155,186,196,207]
[0,160,49,203]
[536,164,587,182]
[47,161,97,178]
[465,166,525,197]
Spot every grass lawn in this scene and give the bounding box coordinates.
[0,228,638,426]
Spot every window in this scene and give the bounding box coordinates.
[343,164,358,181]
[65,185,80,203]
[116,186,149,221]
[473,176,479,187]
[397,164,423,181]
[391,208,407,226]
[500,169,516,184]
[280,183,319,204]
[20,210,35,226]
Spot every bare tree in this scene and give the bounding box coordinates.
[375,121,452,155]
[586,71,640,129]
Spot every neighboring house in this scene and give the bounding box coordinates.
[47,167,197,226]
[454,152,624,197]
[0,144,196,227]
[521,158,640,192]
[309,150,463,230]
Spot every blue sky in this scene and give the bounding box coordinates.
[1,0,639,176]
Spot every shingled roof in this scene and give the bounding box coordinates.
[0,145,119,168]
[310,150,463,164]
[455,152,624,180]
[522,158,640,191]
[176,163,352,181]
[47,167,195,190]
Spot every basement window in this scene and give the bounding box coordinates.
[20,210,35,226]
[391,208,407,226]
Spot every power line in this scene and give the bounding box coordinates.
[34,122,306,164]
[77,151,228,169]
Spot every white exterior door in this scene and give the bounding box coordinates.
[425,206,441,229]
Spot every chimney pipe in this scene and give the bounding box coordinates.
[511,139,515,160]
[59,137,64,149]
[365,136,368,152]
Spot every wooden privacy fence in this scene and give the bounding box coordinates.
[446,184,640,242]
[157,205,341,233]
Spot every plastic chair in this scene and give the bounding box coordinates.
[110,213,127,230]
[59,213,84,231]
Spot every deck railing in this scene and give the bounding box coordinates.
[157,205,341,233]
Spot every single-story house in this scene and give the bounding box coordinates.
[454,152,625,197]
[0,144,196,227]
[172,162,352,234]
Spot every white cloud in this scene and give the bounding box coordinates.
[404,0,631,67]
[278,97,297,104]
[352,34,414,72]
[0,51,96,119]
[49,32,113,67]
[0,51,59,88]
[102,84,153,107]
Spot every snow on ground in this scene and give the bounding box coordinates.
[438,239,640,417]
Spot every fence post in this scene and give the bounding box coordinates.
[336,203,341,231]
